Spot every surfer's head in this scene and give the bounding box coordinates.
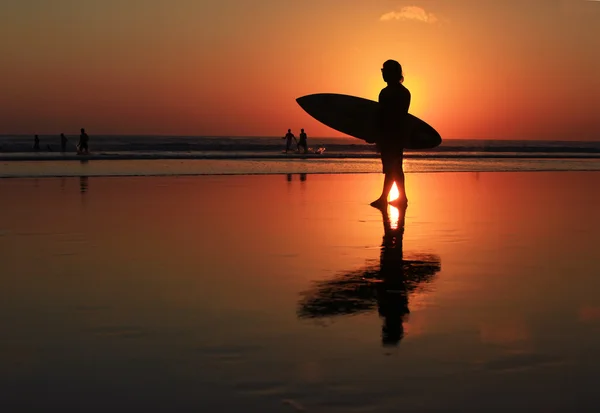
[381,60,404,84]
[288,129,291,133]
[301,128,304,132]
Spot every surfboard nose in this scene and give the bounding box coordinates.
[296,95,314,110]
[296,94,334,114]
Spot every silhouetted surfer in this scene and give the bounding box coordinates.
[283,129,296,153]
[60,133,68,152]
[77,128,89,154]
[298,128,308,153]
[33,135,40,151]
[370,60,411,209]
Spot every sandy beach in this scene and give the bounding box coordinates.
[1,171,599,412]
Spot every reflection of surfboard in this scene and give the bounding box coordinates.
[296,93,442,150]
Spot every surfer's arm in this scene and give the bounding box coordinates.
[375,89,392,144]
[403,89,411,115]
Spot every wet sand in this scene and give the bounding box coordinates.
[1,172,599,412]
[2,157,600,178]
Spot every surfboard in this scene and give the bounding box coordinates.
[296,93,442,150]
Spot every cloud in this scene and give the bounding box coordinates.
[380,6,438,23]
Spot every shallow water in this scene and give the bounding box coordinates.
[1,157,600,178]
[1,172,599,412]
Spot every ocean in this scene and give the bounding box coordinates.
[1,135,600,177]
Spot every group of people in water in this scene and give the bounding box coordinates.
[33,128,89,154]
[283,128,308,153]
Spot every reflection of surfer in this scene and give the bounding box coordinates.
[283,129,297,153]
[371,60,411,209]
[297,203,441,346]
[377,204,409,345]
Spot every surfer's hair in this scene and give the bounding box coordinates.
[382,60,404,83]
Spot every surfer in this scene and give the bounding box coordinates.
[370,60,411,209]
[283,129,296,153]
[60,133,68,152]
[298,128,308,153]
[33,135,40,151]
[77,128,89,154]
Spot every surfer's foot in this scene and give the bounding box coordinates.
[389,197,408,208]
[370,198,388,209]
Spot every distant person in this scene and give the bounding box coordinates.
[33,135,40,151]
[282,129,296,153]
[60,133,68,152]
[370,60,411,209]
[77,128,89,154]
[298,128,308,153]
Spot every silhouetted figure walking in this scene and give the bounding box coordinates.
[371,60,411,209]
[60,133,68,152]
[77,128,89,154]
[33,135,40,151]
[298,128,308,153]
[283,129,296,153]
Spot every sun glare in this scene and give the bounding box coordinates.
[387,182,400,229]
[388,182,399,202]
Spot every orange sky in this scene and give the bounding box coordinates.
[1,0,599,140]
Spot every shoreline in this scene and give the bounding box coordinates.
[1,152,600,162]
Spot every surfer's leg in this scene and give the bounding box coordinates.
[372,155,394,207]
[371,173,395,208]
[389,159,408,207]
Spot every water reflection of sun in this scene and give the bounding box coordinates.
[388,182,400,229]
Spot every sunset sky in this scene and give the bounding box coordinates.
[1,0,599,140]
